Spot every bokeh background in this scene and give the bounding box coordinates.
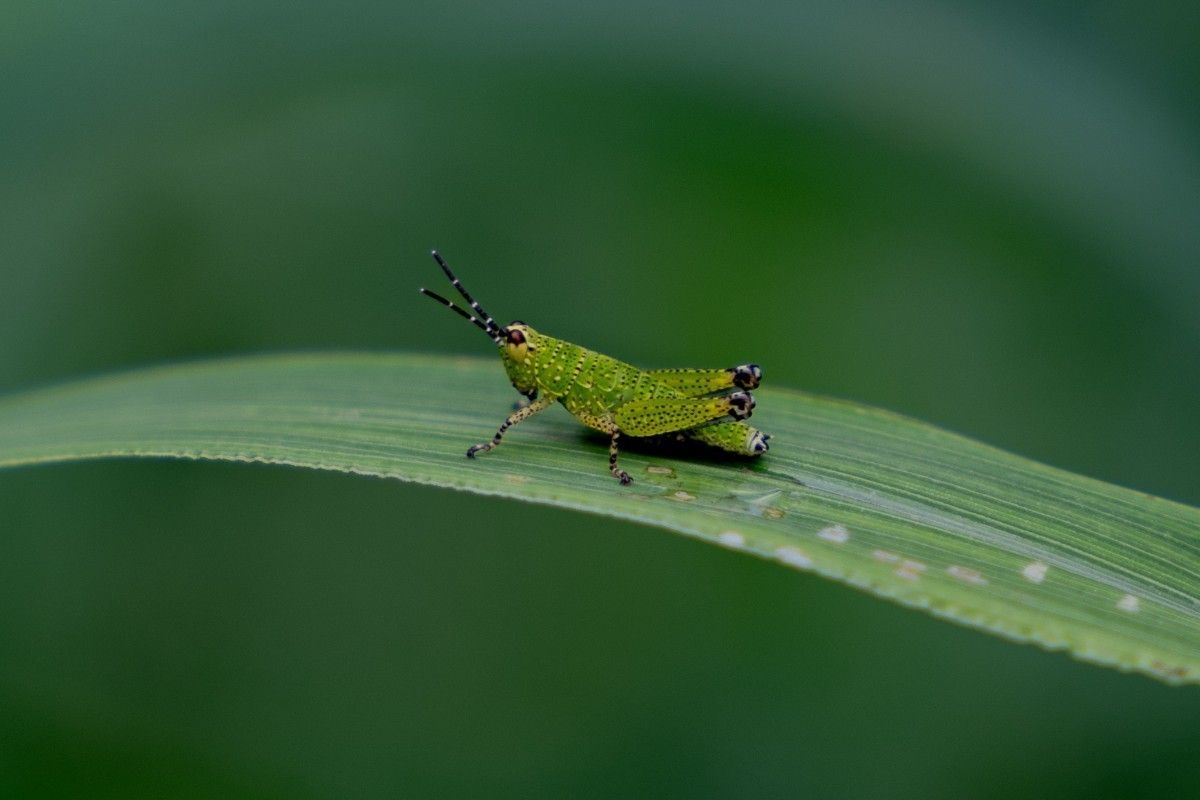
[2,2,1198,797]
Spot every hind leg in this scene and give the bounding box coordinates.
[612,391,755,437]
[573,410,633,485]
[643,364,762,396]
[686,421,771,455]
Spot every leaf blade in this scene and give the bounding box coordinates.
[1,352,1197,683]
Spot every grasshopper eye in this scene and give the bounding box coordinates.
[504,327,531,363]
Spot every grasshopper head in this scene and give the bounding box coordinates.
[499,321,540,396]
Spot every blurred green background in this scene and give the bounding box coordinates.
[2,2,1198,797]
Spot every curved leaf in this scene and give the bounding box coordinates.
[0,353,1197,683]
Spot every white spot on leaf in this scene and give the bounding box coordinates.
[1117,594,1140,613]
[817,524,850,544]
[947,565,987,586]
[895,560,926,582]
[775,547,813,569]
[872,549,900,563]
[672,491,695,502]
[717,531,745,549]
[1021,561,1049,584]
[646,465,674,476]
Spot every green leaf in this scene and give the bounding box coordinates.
[1,352,1197,683]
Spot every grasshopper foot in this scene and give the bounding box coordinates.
[615,469,632,486]
[467,443,492,458]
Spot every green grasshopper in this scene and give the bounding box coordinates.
[419,251,769,485]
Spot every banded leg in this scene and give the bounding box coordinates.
[609,430,631,485]
[643,364,761,396]
[467,396,556,458]
[612,391,755,437]
[572,410,633,485]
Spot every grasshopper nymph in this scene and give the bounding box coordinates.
[419,251,770,485]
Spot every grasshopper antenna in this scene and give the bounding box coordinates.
[431,250,501,336]
[418,287,503,343]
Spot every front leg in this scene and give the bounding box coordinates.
[511,384,538,409]
[467,395,556,458]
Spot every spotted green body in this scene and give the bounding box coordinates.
[421,251,769,485]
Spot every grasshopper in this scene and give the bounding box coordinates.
[419,251,769,485]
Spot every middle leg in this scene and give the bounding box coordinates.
[608,429,631,485]
[573,409,633,485]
